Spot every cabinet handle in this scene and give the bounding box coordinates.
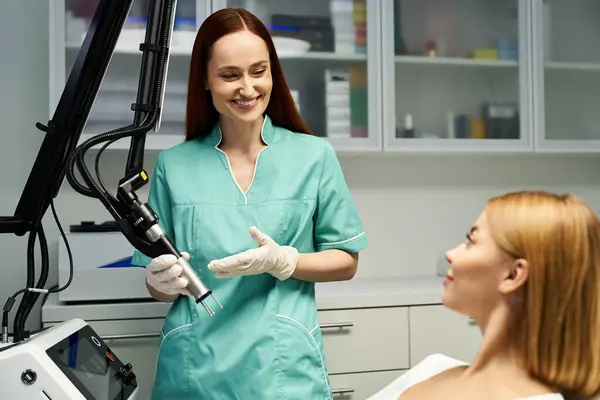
[332,388,355,395]
[101,332,161,340]
[320,322,354,330]
[468,318,477,326]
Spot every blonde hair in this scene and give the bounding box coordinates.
[485,190,600,397]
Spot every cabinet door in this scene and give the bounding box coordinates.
[381,0,533,153]
[329,370,406,399]
[408,305,482,366]
[211,0,383,153]
[318,307,410,374]
[53,0,211,150]
[532,0,600,152]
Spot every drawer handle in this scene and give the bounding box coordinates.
[320,322,354,330]
[101,332,161,340]
[332,388,355,395]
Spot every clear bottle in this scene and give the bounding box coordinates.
[402,113,415,138]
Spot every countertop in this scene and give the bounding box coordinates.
[41,276,445,323]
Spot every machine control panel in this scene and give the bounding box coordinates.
[45,324,137,400]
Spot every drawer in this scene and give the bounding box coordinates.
[318,307,410,374]
[329,370,406,399]
[409,305,482,366]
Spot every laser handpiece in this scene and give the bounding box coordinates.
[117,172,222,316]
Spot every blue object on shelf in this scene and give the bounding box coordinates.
[498,38,518,61]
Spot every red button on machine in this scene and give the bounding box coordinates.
[106,352,115,361]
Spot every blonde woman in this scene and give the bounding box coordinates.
[369,191,600,400]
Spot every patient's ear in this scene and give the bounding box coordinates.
[498,258,528,294]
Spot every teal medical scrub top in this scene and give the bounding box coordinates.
[131,116,369,400]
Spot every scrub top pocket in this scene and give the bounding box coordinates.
[273,199,316,246]
[273,313,333,400]
[153,323,194,400]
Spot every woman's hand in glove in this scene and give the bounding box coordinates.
[146,252,192,296]
[208,227,298,280]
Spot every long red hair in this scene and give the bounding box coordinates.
[185,8,312,141]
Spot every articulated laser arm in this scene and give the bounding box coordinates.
[0,0,219,343]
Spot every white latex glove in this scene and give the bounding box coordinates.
[146,252,192,296]
[208,227,298,280]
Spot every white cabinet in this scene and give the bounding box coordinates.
[319,307,410,374]
[329,370,405,399]
[408,305,482,366]
[318,304,481,398]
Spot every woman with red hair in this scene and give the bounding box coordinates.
[131,7,368,400]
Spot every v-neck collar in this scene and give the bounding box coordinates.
[206,115,276,148]
[207,116,274,205]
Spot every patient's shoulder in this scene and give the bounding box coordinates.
[366,354,469,400]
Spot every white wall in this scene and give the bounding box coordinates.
[2,2,600,333]
[345,153,600,279]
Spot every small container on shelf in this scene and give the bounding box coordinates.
[325,69,351,139]
[498,38,518,61]
[472,48,499,60]
[349,65,368,138]
[453,115,469,139]
[426,40,437,57]
[330,0,355,54]
[398,113,415,138]
[353,0,367,54]
[468,117,485,139]
[481,103,520,139]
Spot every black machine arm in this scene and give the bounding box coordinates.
[0,0,220,344]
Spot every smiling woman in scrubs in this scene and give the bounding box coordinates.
[131,7,368,400]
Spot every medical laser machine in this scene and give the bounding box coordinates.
[0,1,221,398]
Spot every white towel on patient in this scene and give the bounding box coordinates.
[366,353,564,400]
